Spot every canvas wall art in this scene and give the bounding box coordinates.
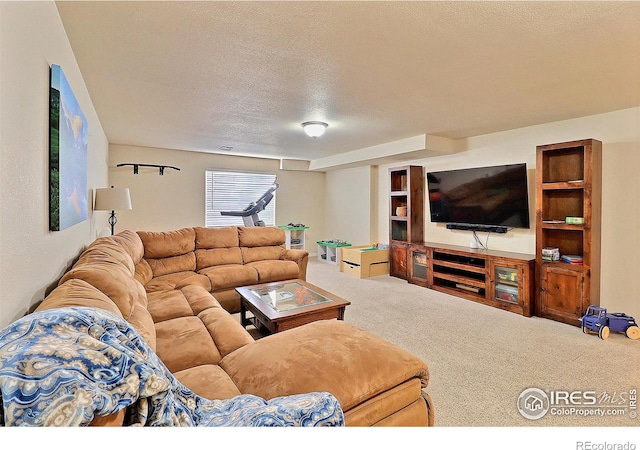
[49,64,88,231]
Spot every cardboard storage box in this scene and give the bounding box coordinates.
[340,246,390,279]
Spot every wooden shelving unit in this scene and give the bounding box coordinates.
[535,138,602,326]
[389,165,424,279]
[407,242,535,316]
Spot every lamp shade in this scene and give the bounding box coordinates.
[94,187,132,211]
[302,121,328,138]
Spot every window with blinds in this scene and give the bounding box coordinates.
[205,170,277,227]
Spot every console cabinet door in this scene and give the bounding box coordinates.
[491,261,523,303]
[538,265,584,325]
[390,242,408,279]
[408,245,430,287]
[489,260,533,317]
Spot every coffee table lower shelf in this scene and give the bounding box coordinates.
[242,307,347,334]
[237,279,350,335]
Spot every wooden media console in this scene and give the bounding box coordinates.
[407,242,535,317]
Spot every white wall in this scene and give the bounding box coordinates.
[0,2,109,327]
[324,166,376,246]
[108,144,327,246]
[379,139,538,254]
[373,107,640,319]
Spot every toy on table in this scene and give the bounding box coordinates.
[320,239,348,246]
[580,305,640,340]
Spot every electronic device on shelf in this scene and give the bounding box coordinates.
[427,163,530,232]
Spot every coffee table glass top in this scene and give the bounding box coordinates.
[249,281,332,312]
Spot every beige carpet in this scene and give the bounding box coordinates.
[304,259,640,427]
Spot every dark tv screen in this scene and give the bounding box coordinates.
[427,163,530,229]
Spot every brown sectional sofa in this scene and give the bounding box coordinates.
[31,226,433,426]
[137,226,308,312]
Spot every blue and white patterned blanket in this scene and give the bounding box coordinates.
[0,307,344,427]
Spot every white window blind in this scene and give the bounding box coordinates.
[205,170,277,227]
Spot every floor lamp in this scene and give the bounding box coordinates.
[94,186,132,235]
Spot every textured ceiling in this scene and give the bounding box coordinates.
[56,1,640,164]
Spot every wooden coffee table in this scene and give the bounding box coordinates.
[236,279,351,334]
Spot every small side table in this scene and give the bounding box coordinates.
[316,241,351,265]
[278,225,309,250]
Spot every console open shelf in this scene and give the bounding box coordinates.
[408,242,535,316]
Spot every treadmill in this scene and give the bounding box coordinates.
[220,182,279,226]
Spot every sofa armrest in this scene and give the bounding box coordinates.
[282,249,308,281]
[134,259,153,285]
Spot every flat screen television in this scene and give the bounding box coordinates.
[427,163,530,230]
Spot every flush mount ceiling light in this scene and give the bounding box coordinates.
[301,121,328,138]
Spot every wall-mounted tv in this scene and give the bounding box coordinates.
[427,163,530,230]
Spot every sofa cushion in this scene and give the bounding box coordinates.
[145,252,196,278]
[146,281,217,316]
[194,226,239,249]
[138,227,196,259]
[173,365,242,400]
[80,240,135,275]
[134,259,153,286]
[111,230,145,265]
[196,248,243,270]
[220,320,429,413]
[206,289,241,314]
[127,299,157,352]
[35,279,122,317]
[241,246,284,264]
[144,271,199,293]
[173,274,212,292]
[147,289,196,323]
[155,317,222,372]
[198,264,258,290]
[197,307,254,357]
[178,284,222,315]
[59,262,145,319]
[245,260,299,283]
[238,226,285,247]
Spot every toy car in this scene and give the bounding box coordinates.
[581,305,640,340]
